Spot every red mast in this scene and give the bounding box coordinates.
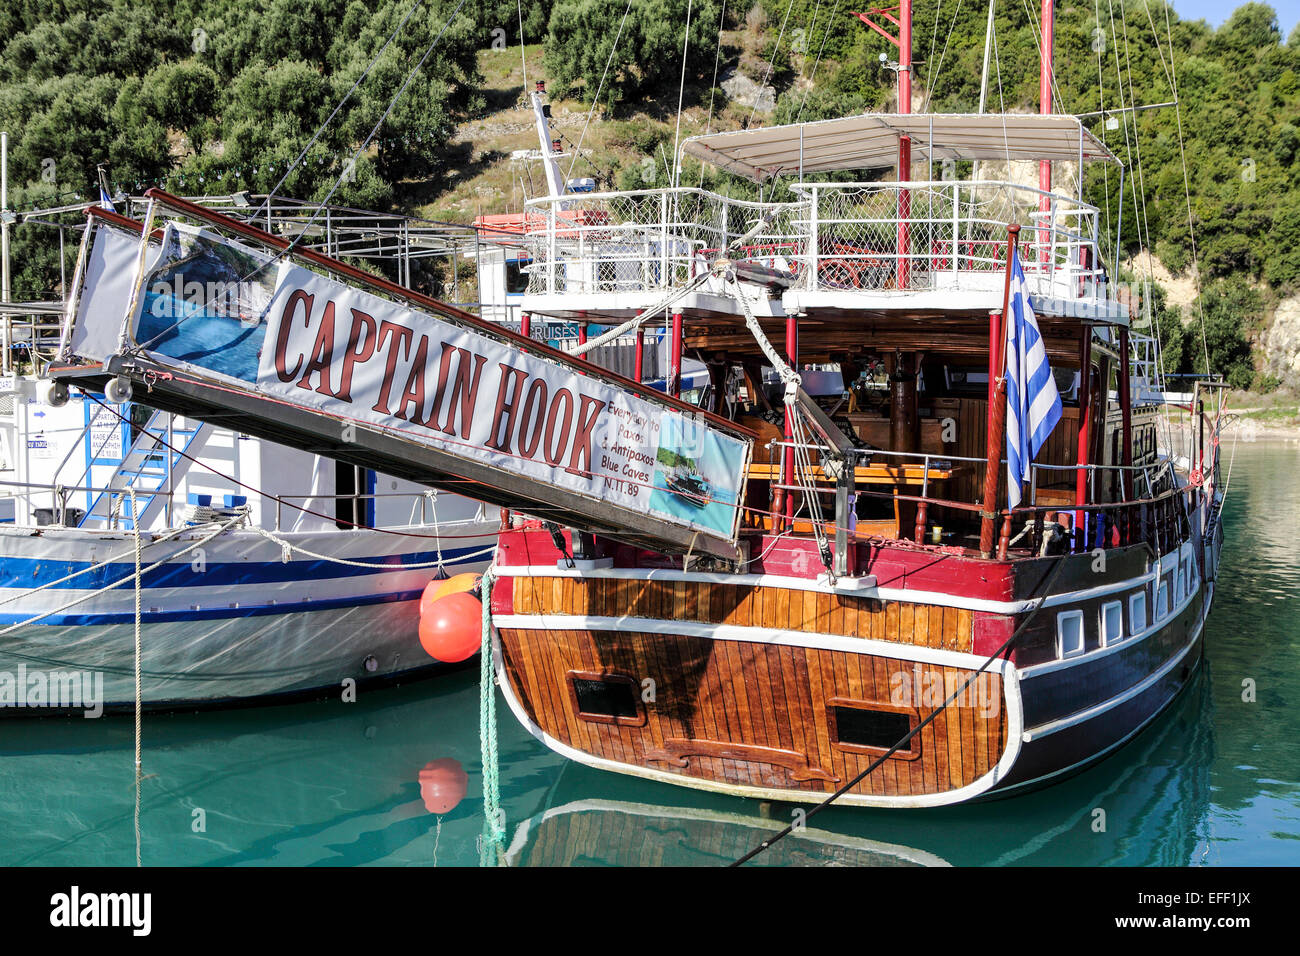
[1039,0,1054,213]
[851,2,912,286]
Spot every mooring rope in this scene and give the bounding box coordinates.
[478,566,506,866]
[729,552,1071,866]
[130,487,143,868]
[244,525,495,569]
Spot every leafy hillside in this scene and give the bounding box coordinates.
[2,0,1297,388]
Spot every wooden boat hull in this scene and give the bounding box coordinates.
[491,529,1217,807]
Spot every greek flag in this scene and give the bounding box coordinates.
[96,164,114,211]
[1004,249,1062,509]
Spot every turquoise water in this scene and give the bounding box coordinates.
[1,440,1296,866]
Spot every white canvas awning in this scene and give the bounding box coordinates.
[682,113,1120,181]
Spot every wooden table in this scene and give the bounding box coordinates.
[745,461,954,485]
[744,461,956,536]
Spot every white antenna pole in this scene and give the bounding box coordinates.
[978,0,995,114]
[671,0,694,189]
[973,0,995,182]
[529,84,567,199]
[1,130,10,306]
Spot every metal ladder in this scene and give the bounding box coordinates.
[79,410,212,529]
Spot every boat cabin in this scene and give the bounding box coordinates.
[512,112,1165,561]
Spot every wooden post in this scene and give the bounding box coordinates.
[889,351,919,453]
[781,311,799,526]
[997,513,1013,561]
[914,499,929,544]
[979,224,1021,558]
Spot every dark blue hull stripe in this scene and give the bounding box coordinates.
[0,587,425,627]
[0,541,491,590]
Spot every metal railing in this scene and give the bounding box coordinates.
[522,181,1105,302]
[0,477,175,530]
[523,187,804,296]
[760,439,1204,562]
[268,490,488,533]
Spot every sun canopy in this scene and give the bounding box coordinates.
[682,113,1119,181]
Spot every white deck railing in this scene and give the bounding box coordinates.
[522,181,1105,304]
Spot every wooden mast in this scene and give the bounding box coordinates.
[980,224,1021,558]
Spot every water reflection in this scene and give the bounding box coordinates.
[506,666,1213,866]
[0,443,1294,865]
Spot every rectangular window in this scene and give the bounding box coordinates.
[830,703,915,757]
[504,258,532,295]
[567,671,645,727]
[1130,591,1147,633]
[1057,609,1086,658]
[1101,601,1124,646]
[1156,580,1169,620]
[1177,564,1186,602]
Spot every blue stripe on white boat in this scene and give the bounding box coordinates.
[0,541,491,590]
[0,587,429,626]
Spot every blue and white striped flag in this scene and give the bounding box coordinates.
[98,183,114,211]
[1004,249,1062,509]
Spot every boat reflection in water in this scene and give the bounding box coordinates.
[505,664,1214,867]
[507,794,950,867]
[0,656,1212,867]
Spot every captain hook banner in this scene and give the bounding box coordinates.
[118,222,749,542]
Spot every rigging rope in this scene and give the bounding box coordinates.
[256,0,428,218]
[566,0,634,183]
[795,0,844,124]
[921,0,966,113]
[749,0,798,128]
[698,0,730,190]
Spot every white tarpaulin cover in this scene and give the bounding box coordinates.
[102,223,750,545]
[683,113,1120,181]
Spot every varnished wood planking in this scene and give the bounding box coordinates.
[513,576,976,652]
[499,624,1006,799]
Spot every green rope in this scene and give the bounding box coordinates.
[478,566,506,866]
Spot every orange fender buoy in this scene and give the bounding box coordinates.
[418,590,482,662]
[429,572,481,605]
[418,758,468,814]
